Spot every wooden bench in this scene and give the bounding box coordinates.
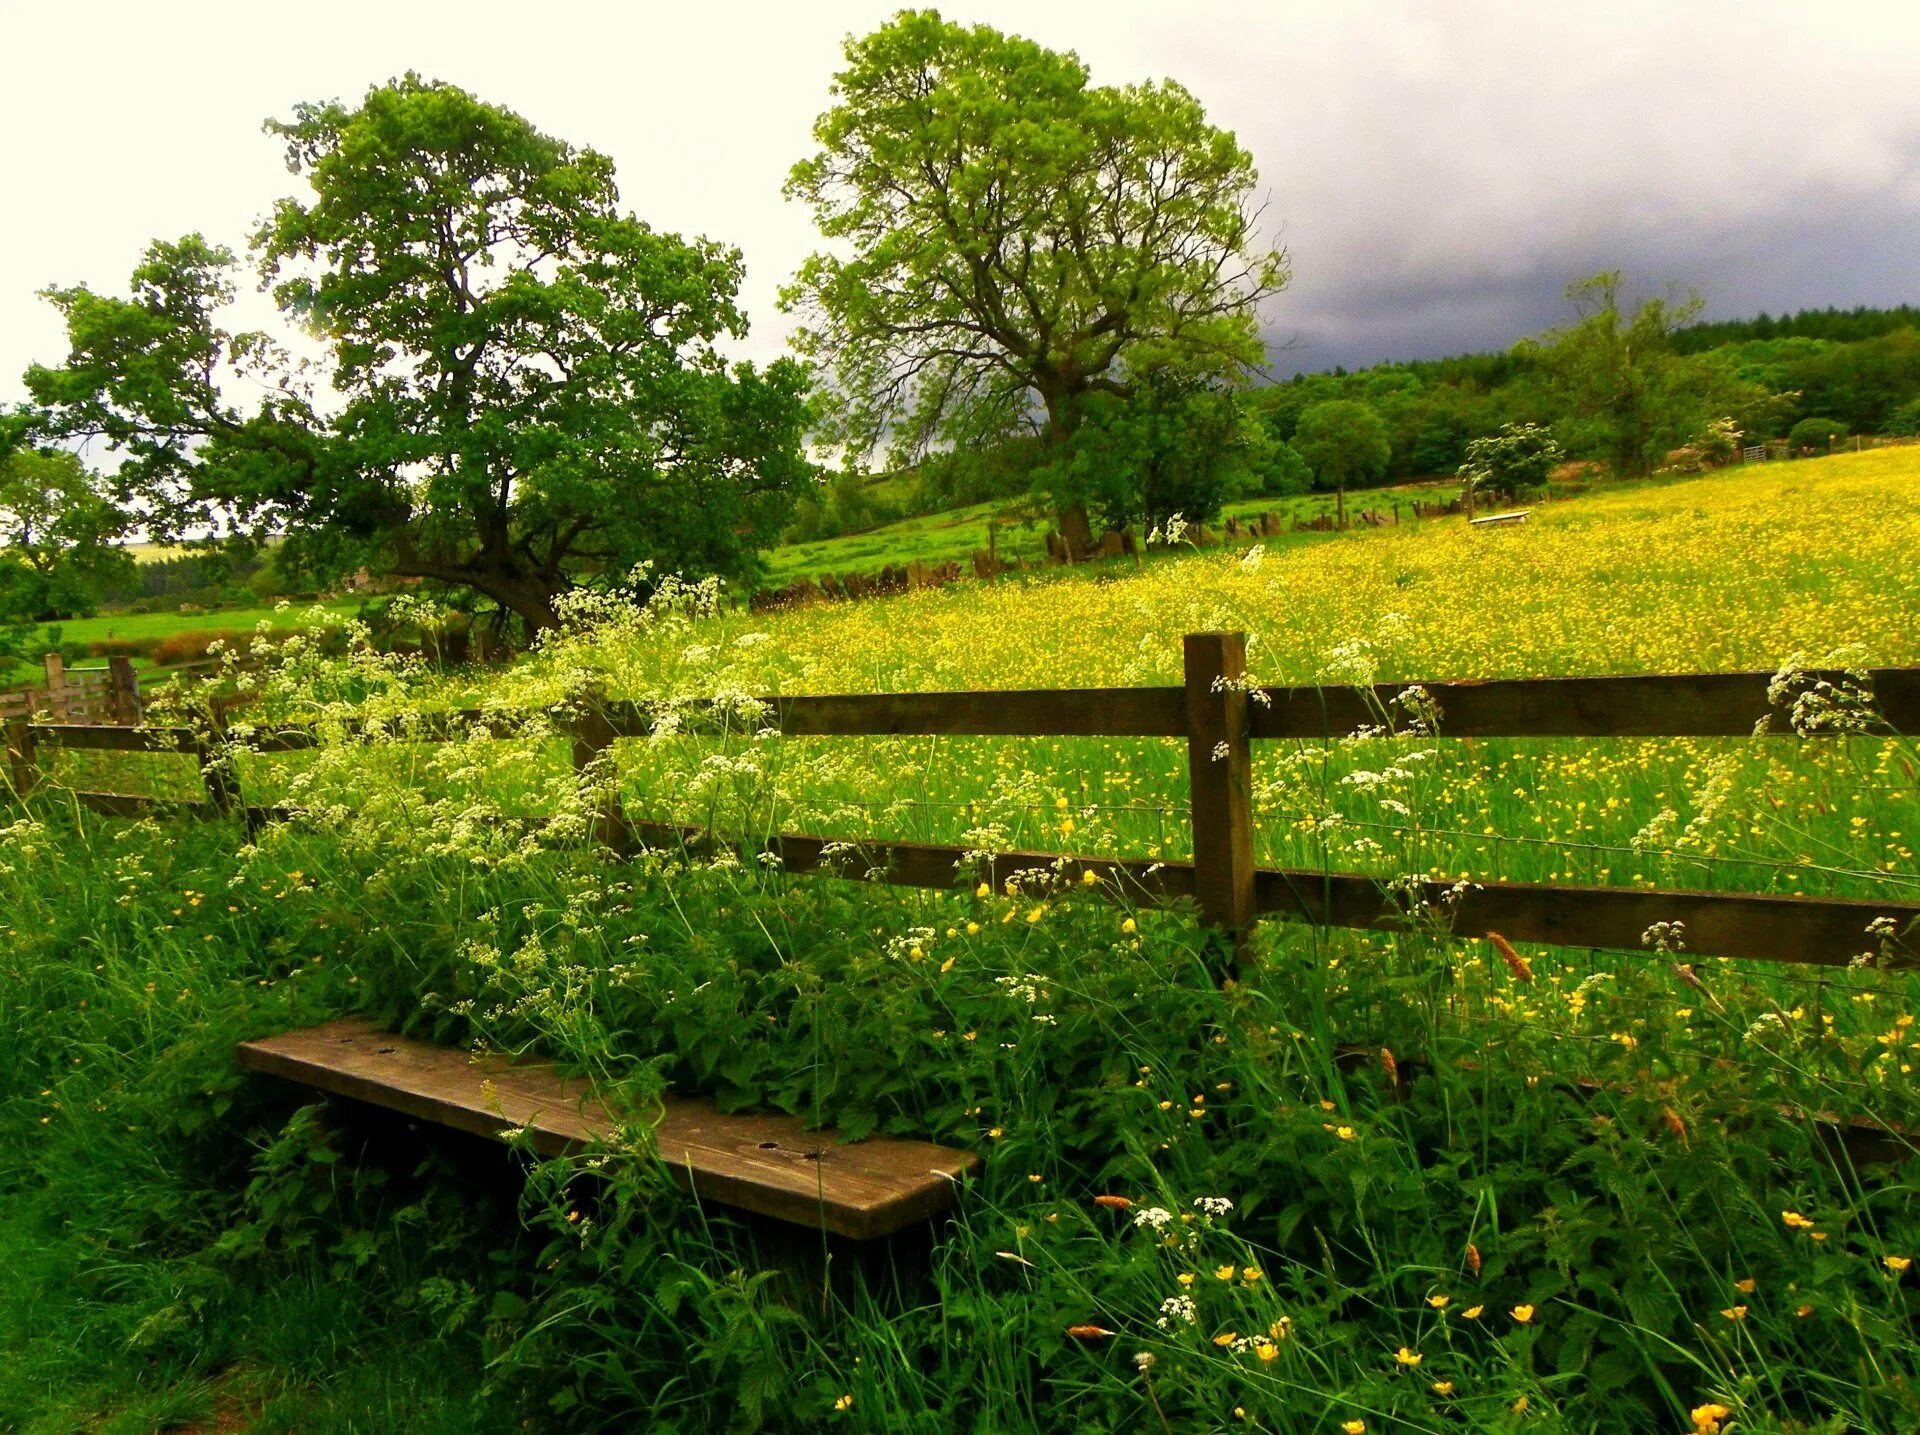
[1468,508,1532,528]
[237,1017,979,1239]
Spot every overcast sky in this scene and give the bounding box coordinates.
[4,0,1918,400]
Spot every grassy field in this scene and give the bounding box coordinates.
[6,450,1920,1432]
[4,603,364,684]
[760,480,1451,585]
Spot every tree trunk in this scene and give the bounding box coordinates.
[484,575,563,637]
[1056,502,1095,561]
[390,551,565,638]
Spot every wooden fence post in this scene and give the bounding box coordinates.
[43,654,68,724]
[1183,632,1257,965]
[107,656,141,726]
[4,721,36,798]
[568,691,630,854]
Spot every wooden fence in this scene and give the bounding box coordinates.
[0,654,144,726]
[0,651,264,728]
[6,632,1919,972]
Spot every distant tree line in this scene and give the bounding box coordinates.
[786,285,1920,548]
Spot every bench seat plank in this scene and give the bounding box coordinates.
[237,1016,978,1239]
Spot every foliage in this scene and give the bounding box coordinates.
[1456,422,1562,502]
[1884,398,1920,437]
[781,471,910,546]
[1038,371,1269,532]
[25,78,812,635]
[1259,439,1313,497]
[8,454,1920,1428]
[0,446,133,621]
[1674,302,1920,352]
[1292,399,1391,523]
[1788,416,1849,452]
[781,7,1286,544]
[1516,271,1721,478]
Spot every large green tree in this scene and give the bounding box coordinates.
[1292,399,1390,527]
[27,76,811,633]
[1517,272,1714,479]
[782,9,1286,554]
[0,446,133,621]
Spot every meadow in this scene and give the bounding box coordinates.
[4,449,1920,1432]
[759,480,1449,585]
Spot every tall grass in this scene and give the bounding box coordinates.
[5,452,1919,1431]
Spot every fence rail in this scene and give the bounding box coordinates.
[7,634,1918,972]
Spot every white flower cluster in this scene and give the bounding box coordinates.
[1132,1206,1173,1229]
[1155,1295,1197,1329]
[1193,1195,1234,1217]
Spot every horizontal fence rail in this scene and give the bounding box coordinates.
[1250,669,1920,740]
[8,636,1918,974]
[604,687,1191,739]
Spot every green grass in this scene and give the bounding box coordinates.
[5,603,362,685]
[7,454,1920,1431]
[760,480,1452,585]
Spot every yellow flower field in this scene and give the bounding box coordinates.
[743,447,1920,693]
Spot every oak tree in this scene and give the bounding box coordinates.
[27,77,811,633]
[783,9,1286,553]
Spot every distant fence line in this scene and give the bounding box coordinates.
[0,653,251,728]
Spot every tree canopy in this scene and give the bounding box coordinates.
[0,447,132,622]
[782,9,1285,548]
[25,76,812,632]
[1038,371,1269,534]
[1292,400,1390,525]
[1516,272,1716,479]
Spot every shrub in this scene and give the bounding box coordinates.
[1787,416,1848,452]
[149,628,258,666]
[1457,422,1563,502]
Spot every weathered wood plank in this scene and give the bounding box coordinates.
[181,793,1920,970]
[620,822,1917,967]
[69,790,221,821]
[1253,869,1919,968]
[624,820,1198,908]
[27,723,201,753]
[237,1017,979,1239]
[4,721,35,798]
[1249,669,1920,740]
[242,708,527,752]
[605,688,1188,740]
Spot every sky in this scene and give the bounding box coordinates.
[3,0,1919,401]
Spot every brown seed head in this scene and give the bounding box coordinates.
[1487,932,1532,982]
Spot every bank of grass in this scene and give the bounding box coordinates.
[5,448,1920,1431]
[3,603,362,685]
[760,480,1450,585]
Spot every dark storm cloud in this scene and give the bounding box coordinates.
[1271,165,1920,371]
[1108,0,1920,373]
